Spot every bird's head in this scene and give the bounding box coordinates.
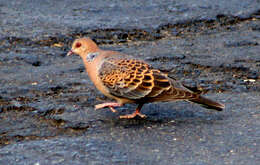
[67,38,99,57]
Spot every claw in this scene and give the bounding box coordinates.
[120,112,146,119]
[120,103,145,119]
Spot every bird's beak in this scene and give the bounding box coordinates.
[67,50,74,56]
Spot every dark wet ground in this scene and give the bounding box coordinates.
[0,0,260,165]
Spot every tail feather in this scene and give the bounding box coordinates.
[189,96,225,111]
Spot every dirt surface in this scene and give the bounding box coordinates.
[0,0,260,165]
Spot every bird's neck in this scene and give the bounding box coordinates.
[81,56,99,83]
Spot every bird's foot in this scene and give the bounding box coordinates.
[95,102,122,113]
[120,111,146,119]
[120,103,146,119]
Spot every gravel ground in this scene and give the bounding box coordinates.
[0,0,259,165]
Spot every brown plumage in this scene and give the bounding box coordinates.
[67,37,225,118]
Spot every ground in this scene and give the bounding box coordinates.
[0,0,259,165]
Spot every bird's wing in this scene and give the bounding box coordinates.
[98,56,198,101]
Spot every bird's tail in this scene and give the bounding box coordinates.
[189,96,225,111]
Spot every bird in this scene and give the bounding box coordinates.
[67,37,225,119]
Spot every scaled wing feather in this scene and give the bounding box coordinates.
[98,56,199,101]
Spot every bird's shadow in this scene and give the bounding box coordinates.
[100,102,226,128]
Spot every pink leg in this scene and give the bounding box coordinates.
[119,103,146,119]
[95,102,122,113]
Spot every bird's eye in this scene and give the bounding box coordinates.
[75,42,81,48]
